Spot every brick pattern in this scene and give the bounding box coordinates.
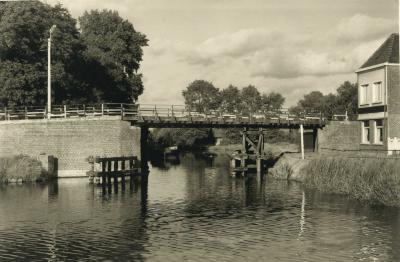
[318,121,360,151]
[387,65,400,139]
[0,119,140,175]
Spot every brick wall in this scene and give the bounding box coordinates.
[387,65,400,139]
[0,118,140,177]
[318,121,360,152]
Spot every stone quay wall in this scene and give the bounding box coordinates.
[0,117,140,177]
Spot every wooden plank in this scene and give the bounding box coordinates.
[94,170,140,176]
[95,156,138,162]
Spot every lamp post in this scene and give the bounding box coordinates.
[47,25,56,119]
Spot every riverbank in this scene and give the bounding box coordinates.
[207,142,298,156]
[208,143,400,207]
[0,155,45,183]
[269,153,400,207]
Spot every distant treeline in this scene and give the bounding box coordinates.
[0,1,147,107]
[182,79,358,119]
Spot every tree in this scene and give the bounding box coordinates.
[261,92,285,111]
[0,1,87,106]
[219,85,240,113]
[0,2,148,107]
[182,80,221,112]
[240,85,262,114]
[297,91,325,113]
[336,81,358,115]
[79,9,148,102]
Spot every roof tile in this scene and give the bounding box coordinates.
[360,33,399,69]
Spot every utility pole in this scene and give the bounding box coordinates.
[47,25,56,119]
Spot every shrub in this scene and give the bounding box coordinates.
[0,155,44,183]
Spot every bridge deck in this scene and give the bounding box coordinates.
[0,103,325,128]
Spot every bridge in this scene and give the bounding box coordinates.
[0,103,324,174]
[0,103,325,129]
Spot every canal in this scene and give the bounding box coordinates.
[0,153,399,261]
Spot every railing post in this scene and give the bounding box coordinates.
[101,103,104,116]
[64,105,67,118]
[83,104,86,117]
[5,107,8,121]
[25,106,27,120]
[171,105,174,117]
[121,104,125,117]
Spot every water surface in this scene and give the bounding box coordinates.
[0,153,399,261]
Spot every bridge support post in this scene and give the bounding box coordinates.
[140,126,149,173]
[300,124,305,160]
[232,128,267,178]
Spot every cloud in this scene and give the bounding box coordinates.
[181,14,397,79]
[332,14,398,42]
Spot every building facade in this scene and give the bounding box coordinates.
[356,33,399,154]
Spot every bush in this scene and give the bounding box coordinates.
[0,155,44,183]
[150,128,214,149]
[303,157,400,207]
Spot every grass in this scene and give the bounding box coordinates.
[0,155,45,183]
[302,157,400,207]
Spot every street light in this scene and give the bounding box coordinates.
[47,25,56,119]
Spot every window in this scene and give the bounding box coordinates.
[372,82,382,103]
[362,120,370,143]
[360,84,369,105]
[375,119,384,144]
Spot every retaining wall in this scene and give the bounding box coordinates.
[318,121,360,152]
[0,117,140,177]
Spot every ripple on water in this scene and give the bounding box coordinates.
[0,154,399,261]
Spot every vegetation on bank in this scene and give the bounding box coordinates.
[302,157,400,207]
[0,155,45,183]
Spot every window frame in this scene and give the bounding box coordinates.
[362,120,370,144]
[372,82,383,104]
[360,84,369,105]
[374,119,384,144]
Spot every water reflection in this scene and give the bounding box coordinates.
[0,153,399,261]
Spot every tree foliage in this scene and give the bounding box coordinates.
[0,1,147,107]
[182,81,286,115]
[220,85,240,113]
[79,10,148,102]
[290,81,358,119]
[151,128,213,148]
[182,80,221,112]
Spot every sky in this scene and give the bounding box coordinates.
[45,0,399,106]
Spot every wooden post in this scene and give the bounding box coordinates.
[101,160,106,185]
[114,160,119,184]
[25,106,27,120]
[101,104,104,116]
[121,160,126,191]
[107,160,112,189]
[64,105,67,118]
[300,124,305,160]
[140,127,149,173]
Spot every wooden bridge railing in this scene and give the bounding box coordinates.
[0,103,138,121]
[0,103,325,124]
